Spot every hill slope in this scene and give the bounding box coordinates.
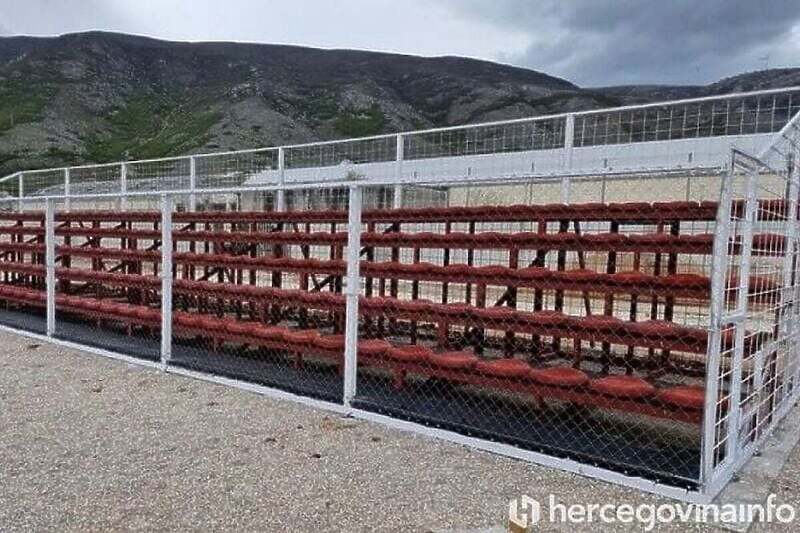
[0,31,797,174]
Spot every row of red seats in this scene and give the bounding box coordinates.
[167,278,717,355]
[43,251,778,305]
[169,314,707,423]
[1,198,792,225]
[1,225,783,257]
[0,285,705,423]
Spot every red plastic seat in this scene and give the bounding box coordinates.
[529,366,589,387]
[359,296,395,311]
[253,326,288,342]
[386,344,433,363]
[472,232,507,246]
[652,201,699,215]
[474,358,531,379]
[238,285,265,298]
[226,320,253,336]
[546,232,579,246]
[658,386,705,410]
[583,233,627,245]
[611,271,652,286]
[590,375,656,399]
[530,311,572,328]
[397,299,434,314]
[514,267,551,281]
[631,233,673,246]
[198,315,224,332]
[405,262,439,275]
[661,273,709,289]
[173,312,200,328]
[133,306,160,322]
[540,203,572,218]
[511,232,544,246]
[581,314,625,333]
[357,339,392,359]
[439,303,474,319]
[570,202,607,213]
[442,264,473,278]
[427,351,479,370]
[632,320,684,338]
[608,202,651,213]
[474,306,518,324]
[413,233,443,247]
[284,329,321,346]
[314,334,346,351]
[371,261,405,275]
[473,265,512,278]
[82,299,105,312]
[679,233,715,247]
[562,269,597,282]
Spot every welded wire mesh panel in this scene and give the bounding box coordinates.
[405,118,566,159]
[575,90,800,147]
[49,208,162,360]
[21,169,65,197]
[127,157,191,193]
[194,149,278,190]
[284,137,397,183]
[706,151,800,489]
[0,208,47,333]
[168,187,349,403]
[69,164,123,196]
[0,175,20,201]
[352,177,722,489]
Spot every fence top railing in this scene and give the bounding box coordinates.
[1,85,799,190]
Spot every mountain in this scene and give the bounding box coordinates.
[0,31,797,175]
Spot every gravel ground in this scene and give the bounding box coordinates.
[1,330,798,532]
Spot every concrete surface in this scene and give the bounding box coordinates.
[1,329,799,532]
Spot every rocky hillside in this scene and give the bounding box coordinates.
[0,31,797,175]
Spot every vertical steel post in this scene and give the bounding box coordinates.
[45,198,56,337]
[393,134,404,208]
[64,168,71,211]
[780,158,800,402]
[700,160,735,491]
[723,164,758,466]
[120,163,128,210]
[17,173,23,212]
[160,194,173,368]
[276,148,286,212]
[189,156,197,212]
[561,114,575,204]
[343,185,362,406]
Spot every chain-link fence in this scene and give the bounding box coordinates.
[0,87,799,502]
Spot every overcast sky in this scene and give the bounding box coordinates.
[1,0,799,86]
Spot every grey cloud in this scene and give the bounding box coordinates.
[439,0,800,85]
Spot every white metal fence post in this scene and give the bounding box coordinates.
[393,134,404,208]
[45,198,56,337]
[700,159,735,492]
[160,194,173,369]
[189,156,197,211]
[63,168,71,212]
[561,114,575,203]
[120,163,128,210]
[343,185,362,406]
[276,148,286,211]
[17,172,23,212]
